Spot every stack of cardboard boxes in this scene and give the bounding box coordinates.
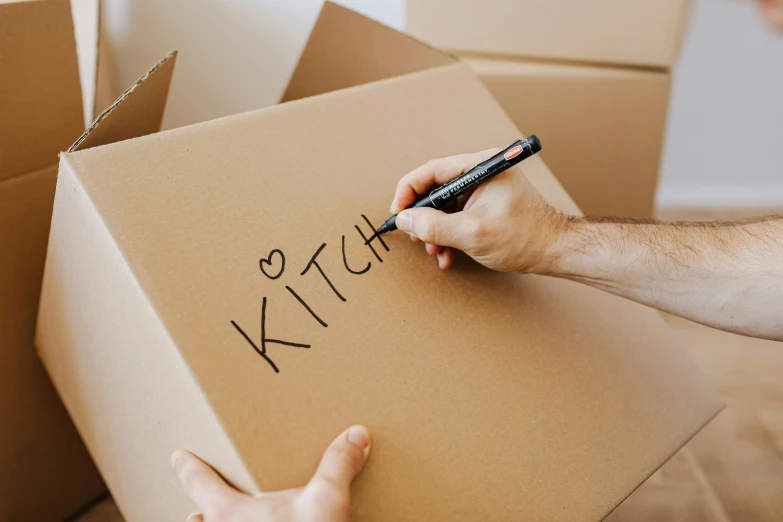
[407,0,692,218]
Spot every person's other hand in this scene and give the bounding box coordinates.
[390,150,567,274]
[760,0,783,29]
[171,425,370,522]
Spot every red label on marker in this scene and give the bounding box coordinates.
[504,145,524,161]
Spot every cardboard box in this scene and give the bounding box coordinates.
[407,0,692,69]
[36,4,723,522]
[0,0,114,519]
[466,57,672,218]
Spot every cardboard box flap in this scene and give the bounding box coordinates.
[60,58,722,520]
[70,51,176,152]
[0,0,83,182]
[281,1,455,102]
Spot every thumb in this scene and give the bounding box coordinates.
[308,425,371,493]
[396,208,475,250]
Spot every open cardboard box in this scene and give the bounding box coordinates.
[0,0,115,519]
[36,3,723,521]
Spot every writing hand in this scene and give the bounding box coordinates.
[390,150,566,273]
[171,425,370,522]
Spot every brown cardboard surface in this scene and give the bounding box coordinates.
[37,7,722,520]
[0,1,123,518]
[282,2,453,102]
[0,165,59,355]
[71,50,176,151]
[466,56,672,218]
[0,165,105,521]
[407,0,691,69]
[0,0,84,182]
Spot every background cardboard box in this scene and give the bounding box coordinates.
[466,57,671,218]
[0,0,114,519]
[407,0,691,69]
[37,4,721,522]
[407,0,690,218]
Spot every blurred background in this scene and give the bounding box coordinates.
[98,0,783,212]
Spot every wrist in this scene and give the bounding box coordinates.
[522,210,575,276]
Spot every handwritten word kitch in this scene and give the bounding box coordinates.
[230,215,390,373]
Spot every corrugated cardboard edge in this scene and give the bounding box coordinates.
[70,50,177,152]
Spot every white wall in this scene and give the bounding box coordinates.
[102,0,403,130]
[657,0,783,209]
[102,0,781,209]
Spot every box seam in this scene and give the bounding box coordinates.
[456,49,670,74]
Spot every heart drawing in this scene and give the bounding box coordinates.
[259,249,286,280]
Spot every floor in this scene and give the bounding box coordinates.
[75,209,783,522]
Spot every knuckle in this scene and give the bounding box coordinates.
[179,460,199,488]
[423,158,438,170]
[204,503,231,522]
[308,481,350,516]
[421,217,439,243]
[342,441,364,472]
[310,475,344,504]
[463,220,492,251]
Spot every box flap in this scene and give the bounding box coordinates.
[407,0,692,69]
[70,51,176,152]
[64,61,722,520]
[281,1,455,102]
[0,0,83,182]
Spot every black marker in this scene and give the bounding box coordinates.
[375,136,542,236]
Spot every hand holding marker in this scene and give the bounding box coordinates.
[375,136,542,236]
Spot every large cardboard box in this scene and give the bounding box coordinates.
[407,0,691,69]
[0,1,115,520]
[466,57,672,218]
[36,4,723,522]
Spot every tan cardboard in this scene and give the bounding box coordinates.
[407,0,692,69]
[0,0,84,183]
[466,57,672,218]
[0,0,118,519]
[36,4,723,522]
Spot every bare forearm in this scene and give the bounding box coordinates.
[545,215,783,340]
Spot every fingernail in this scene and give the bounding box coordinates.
[396,211,412,232]
[170,450,182,469]
[187,511,202,522]
[347,425,371,458]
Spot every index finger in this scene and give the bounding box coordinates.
[171,450,240,511]
[390,148,500,214]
